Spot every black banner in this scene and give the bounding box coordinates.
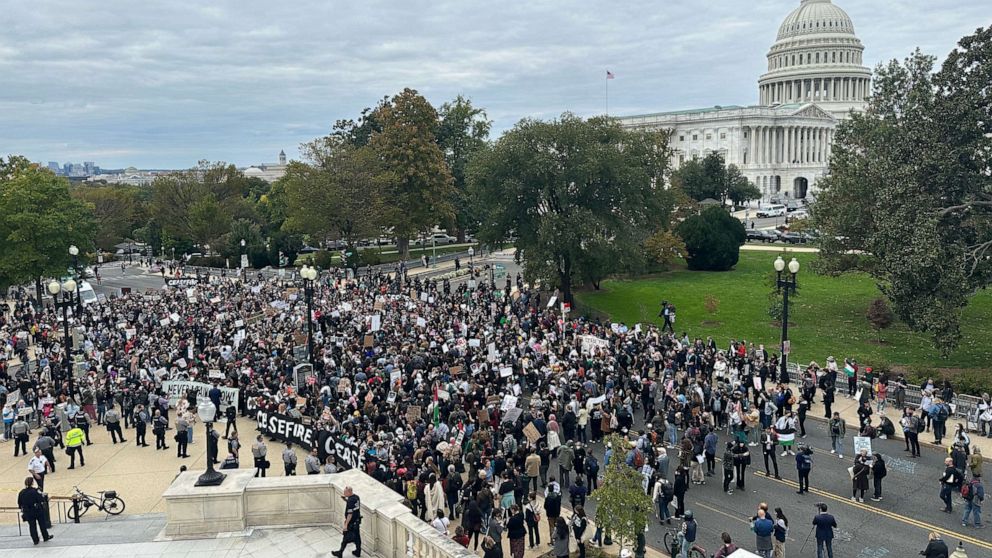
[254,410,363,470]
[255,410,316,449]
[317,431,364,471]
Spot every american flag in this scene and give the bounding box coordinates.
[606,70,615,79]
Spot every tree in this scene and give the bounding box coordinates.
[0,157,95,296]
[593,434,653,554]
[71,185,147,250]
[370,88,456,259]
[437,96,492,242]
[672,152,759,206]
[813,28,992,355]
[677,205,746,271]
[643,230,687,269]
[151,161,256,251]
[281,139,382,248]
[470,113,673,302]
[866,298,895,341]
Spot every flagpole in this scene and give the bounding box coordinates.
[606,73,610,117]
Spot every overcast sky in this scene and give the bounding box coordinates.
[2,0,987,169]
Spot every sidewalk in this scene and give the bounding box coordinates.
[801,389,992,461]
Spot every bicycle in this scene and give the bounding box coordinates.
[66,486,126,520]
[663,526,707,558]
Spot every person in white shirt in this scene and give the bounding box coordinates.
[431,509,450,535]
[27,449,50,492]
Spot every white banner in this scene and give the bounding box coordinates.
[162,381,239,411]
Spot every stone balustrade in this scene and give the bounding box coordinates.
[163,469,475,558]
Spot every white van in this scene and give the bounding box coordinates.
[757,204,787,218]
[78,281,99,306]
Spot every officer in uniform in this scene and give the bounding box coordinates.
[333,486,362,557]
[18,477,52,545]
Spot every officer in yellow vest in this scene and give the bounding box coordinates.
[65,426,86,469]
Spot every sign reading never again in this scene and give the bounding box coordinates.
[254,410,363,470]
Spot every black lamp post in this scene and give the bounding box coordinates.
[774,255,800,382]
[194,400,226,487]
[69,245,83,315]
[300,265,318,365]
[47,278,79,397]
[240,238,247,281]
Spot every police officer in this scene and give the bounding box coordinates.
[134,404,149,447]
[104,404,126,444]
[65,424,86,469]
[11,416,30,456]
[27,449,50,492]
[32,433,57,472]
[332,486,362,558]
[17,477,52,545]
[282,442,298,476]
[305,447,321,475]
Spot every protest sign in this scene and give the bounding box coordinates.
[316,431,363,470]
[853,436,872,456]
[523,422,541,444]
[478,408,490,424]
[406,405,422,423]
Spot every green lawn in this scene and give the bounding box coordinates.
[575,251,992,373]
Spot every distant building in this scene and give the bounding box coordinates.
[47,162,61,174]
[242,150,288,182]
[619,0,871,201]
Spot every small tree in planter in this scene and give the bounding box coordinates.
[592,434,653,556]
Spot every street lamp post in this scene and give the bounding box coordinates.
[194,400,226,487]
[47,279,79,398]
[69,245,83,315]
[774,256,800,382]
[467,247,474,278]
[240,239,246,281]
[300,265,318,366]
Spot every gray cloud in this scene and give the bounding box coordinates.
[0,0,987,168]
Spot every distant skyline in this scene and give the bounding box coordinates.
[2,0,988,169]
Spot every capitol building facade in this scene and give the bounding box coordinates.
[619,0,871,200]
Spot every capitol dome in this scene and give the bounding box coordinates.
[777,0,855,40]
[758,0,871,119]
[244,167,265,177]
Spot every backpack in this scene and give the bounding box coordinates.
[633,449,645,468]
[961,479,978,500]
[406,480,418,501]
[935,404,949,422]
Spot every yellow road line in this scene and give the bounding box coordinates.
[750,471,992,550]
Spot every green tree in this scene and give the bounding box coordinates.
[151,161,254,249]
[0,157,96,295]
[371,88,456,259]
[813,28,992,355]
[72,185,147,250]
[672,152,759,206]
[470,113,672,302]
[280,138,382,248]
[437,95,492,241]
[593,434,653,554]
[677,205,746,271]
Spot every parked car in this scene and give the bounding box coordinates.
[415,233,457,246]
[776,231,808,244]
[747,229,778,243]
[756,204,787,218]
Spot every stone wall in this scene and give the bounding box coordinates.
[163,469,474,558]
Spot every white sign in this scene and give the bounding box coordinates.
[579,335,609,355]
[241,254,249,269]
[853,436,872,456]
[370,314,382,332]
[162,381,239,410]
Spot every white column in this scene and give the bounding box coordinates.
[755,127,762,164]
[784,127,791,164]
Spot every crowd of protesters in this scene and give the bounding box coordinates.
[0,263,987,555]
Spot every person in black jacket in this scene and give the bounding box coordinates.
[920,531,949,558]
[17,477,52,545]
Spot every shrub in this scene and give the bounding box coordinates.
[866,298,894,339]
[676,206,746,271]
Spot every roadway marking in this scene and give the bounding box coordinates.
[693,501,796,542]
[751,471,992,550]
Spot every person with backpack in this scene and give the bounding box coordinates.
[795,444,813,494]
[722,442,736,495]
[828,412,846,459]
[931,398,950,445]
[653,477,674,524]
[584,453,600,491]
[543,484,562,540]
[961,473,984,528]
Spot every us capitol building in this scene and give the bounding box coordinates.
[620,0,871,200]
